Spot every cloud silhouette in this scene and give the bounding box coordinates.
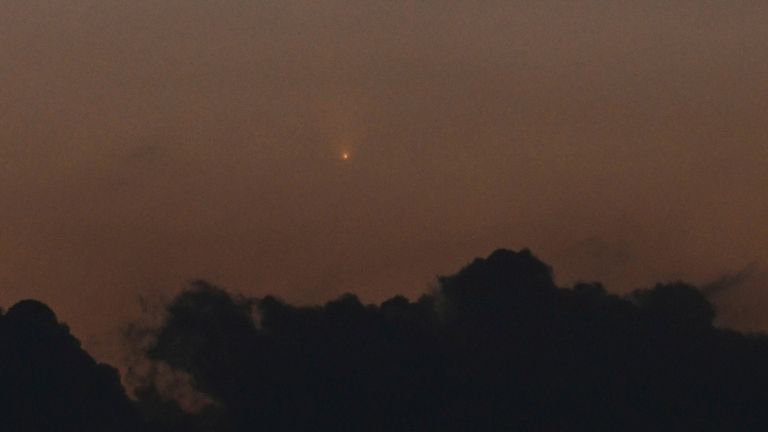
[4,249,768,430]
[0,300,141,431]
[127,249,768,431]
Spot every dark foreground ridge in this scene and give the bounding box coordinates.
[3,249,768,431]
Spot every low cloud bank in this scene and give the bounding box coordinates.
[4,249,768,430]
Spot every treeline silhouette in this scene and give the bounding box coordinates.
[3,249,768,431]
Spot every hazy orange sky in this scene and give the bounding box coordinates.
[1,0,767,362]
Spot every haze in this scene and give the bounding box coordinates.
[1,0,767,363]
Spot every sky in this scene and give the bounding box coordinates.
[1,0,767,363]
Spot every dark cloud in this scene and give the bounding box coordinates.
[703,265,768,332]
[554,236,633,282]
[702,263,759,298]
[0,300,141,431]
[5,248,768,429]
[123,249,768,431]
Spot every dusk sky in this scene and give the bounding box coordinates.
[2,0,767,363]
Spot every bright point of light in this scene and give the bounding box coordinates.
[341,152,350,160]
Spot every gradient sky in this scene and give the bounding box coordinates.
[2,0,767,362]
